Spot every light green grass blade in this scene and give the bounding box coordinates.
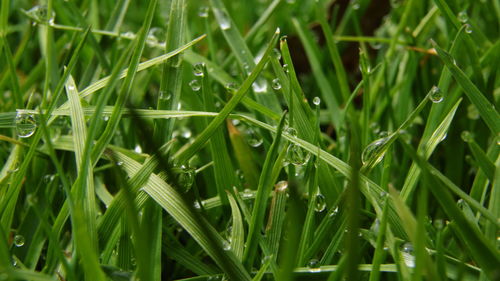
[154,0,186,142]
[227,192,245,261]
[400,99,462,201]
[65,74,105,280]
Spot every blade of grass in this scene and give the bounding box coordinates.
[65,74,105,280]
[243,111,287,267]
[227,192,245,261]
[432,41,500,134]
[154,0,186,142]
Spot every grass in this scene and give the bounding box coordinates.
[0,0,499,280]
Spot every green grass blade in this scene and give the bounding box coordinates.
[227,192,245,261]
[154,0,186,142]
[432,41,500,134]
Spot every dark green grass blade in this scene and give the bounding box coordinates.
[399,140,500,279]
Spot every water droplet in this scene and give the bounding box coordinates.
[198,6,209,18]
[457,11,468,23]
[283,64,290,73]
[275,181,288,192]
[159,90,172,100]
[461,131,473,142]
[429,86,443,103]
[14,235,25,247]
[235,170,245,183]
[193,62,205,77]
[286,144,310,166]
[433,219,444,230]
[146,27,163,46]
[313,96,321,106]
[213,8,231,30]
[378,131,390,138]
[25,5,55,23]
[252,77,268,93]
[464,24,473,34]
[272,48,282,60]
[467,104,479,120]
[314,194,326,212]
[307,259,321,272]
[134,144,142,153]
[440,133,447,142]
[27,194,38,205]
[272,78,282,90]
[286,127,297,137]
[15,112,37,138]
[225,82,238,92]
[116,161,123,166]
[247,128,263,147]
[67,84,75,91]
[222,240,231,251]
[180,127,192,139]
[361,137,389,167]
[242,189,253,199]
[328,206,339,218]
[390,0,401,8]
[189,79,201,91]
[372,219,380,234]
[193,201,202,209]
[400,243,415,268]
[43,174,55,183]
[351,0,360,10]
[379,191,388,199]
[121,31,135,39]
[103,115,109,121]
[178,165,195,192]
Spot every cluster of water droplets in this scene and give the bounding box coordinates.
[457,11,473,34]
[400,242,415,268]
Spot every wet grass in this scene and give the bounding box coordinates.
[0,0,499,280]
